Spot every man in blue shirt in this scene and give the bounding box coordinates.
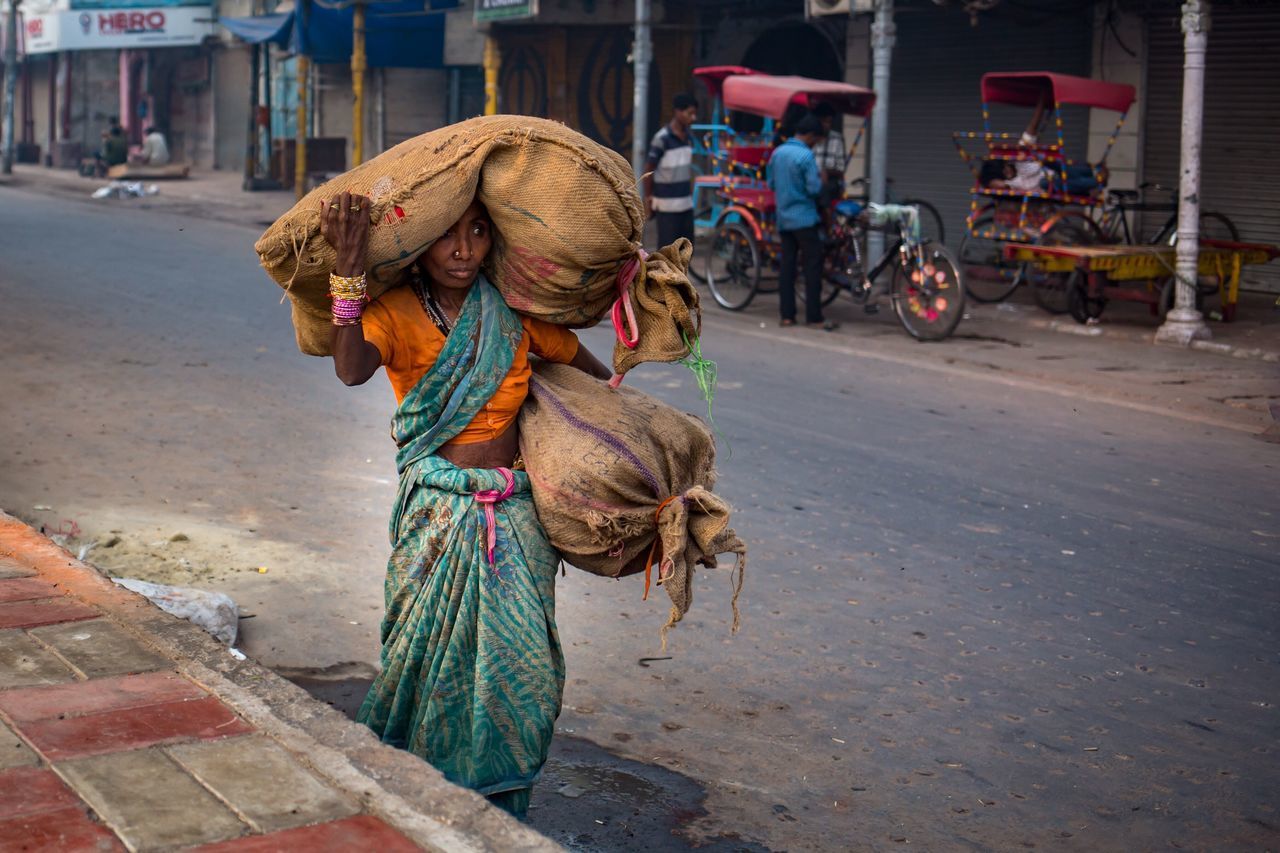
[768,114,836,330]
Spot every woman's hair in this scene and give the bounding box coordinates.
[979,159,1008,186]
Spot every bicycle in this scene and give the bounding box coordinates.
[707,200,966,341]
[692,176,945,290]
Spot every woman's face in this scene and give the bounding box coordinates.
[419,201,493,290]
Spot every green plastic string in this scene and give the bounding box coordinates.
[679,328,731,454]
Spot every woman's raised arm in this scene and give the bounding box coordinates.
[320,191,382,385]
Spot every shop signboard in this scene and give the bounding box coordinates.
[22,5,214,53]
[475,0,536,24]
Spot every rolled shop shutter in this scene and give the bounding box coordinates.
[1144,7,1280,294]
[384,68,449,148]
[883,6,1094,250]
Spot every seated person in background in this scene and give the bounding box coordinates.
[132,126,170,166]
[95,125,127,176]
[979,93,1106,196]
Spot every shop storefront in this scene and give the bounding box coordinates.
[17,0,214,167]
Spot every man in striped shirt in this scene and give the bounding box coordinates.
[644,93,698,249]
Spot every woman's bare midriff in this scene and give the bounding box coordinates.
[437,420,520,470]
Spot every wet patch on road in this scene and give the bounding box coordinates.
[287,675,770,851]
[531,735,772,852]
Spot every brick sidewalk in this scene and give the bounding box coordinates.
[0,513,557,852]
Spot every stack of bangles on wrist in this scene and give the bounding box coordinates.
[329,272,367,326]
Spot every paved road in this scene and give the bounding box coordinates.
[2,188,1278,851]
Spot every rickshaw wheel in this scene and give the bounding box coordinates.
[1030,213,1102,315]
[959,212,1024,303]
[705,220,762,311]
[1066,271,1106,324]
[891,240,967,342]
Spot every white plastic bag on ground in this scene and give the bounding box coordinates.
[111,577,239,645]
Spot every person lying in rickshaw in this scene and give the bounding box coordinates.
[979,93,1107,196]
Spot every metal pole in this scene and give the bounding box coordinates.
[58,50,70,141]
[447,65,461,124]
[374,66,384,155]
[245,43,260,186]
[350,1,365,166]
[2,0,20,175]
[295,54,308,199]
[45,52,54,165]
[630,0,650,181]
[263,42,272,173]
[482,35,499,116]
[866,0,895,260]
[1155,0,1212,345]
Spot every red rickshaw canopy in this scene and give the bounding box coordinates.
[980,72,1135,113]
[692,65,763,100]
[721,75,876,120]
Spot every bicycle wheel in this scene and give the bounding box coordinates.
[1199,211,1239,242]
[891,241,966,341]
[1153,209,1241,246]
[687,230,708,285]
[959,213,1023,303]
[705,220,761,311]
[1066,271,1106,324]
[901,198,945,246]
[1030,214,1100,315]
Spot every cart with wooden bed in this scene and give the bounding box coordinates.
[1003,239,1280,324]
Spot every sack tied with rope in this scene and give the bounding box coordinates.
[254,114,700,376]
[518,362,745,648]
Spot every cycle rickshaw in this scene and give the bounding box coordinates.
[953,71,1264,321]
[690,65,767,239]
[953,71,1137,312]
[702,74,966,341]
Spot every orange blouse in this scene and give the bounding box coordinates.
[361,286,580,445]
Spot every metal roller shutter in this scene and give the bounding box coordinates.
[1144,8,1280,294]
[883,6,1094,249]
[384,68,448,147]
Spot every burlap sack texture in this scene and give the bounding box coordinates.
[519,362,745,648]
[254,114,699,374]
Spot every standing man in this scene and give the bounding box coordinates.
[768,114,836,331]
[643,93,698,249]
[811,102,847,209]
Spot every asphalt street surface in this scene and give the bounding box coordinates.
[2,187,1278,851]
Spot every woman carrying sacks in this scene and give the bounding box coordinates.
[320,190,612,818]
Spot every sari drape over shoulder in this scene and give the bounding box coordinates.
[357,276,564,818]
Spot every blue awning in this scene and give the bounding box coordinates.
[221,1,450,69]
[220,12,294,47]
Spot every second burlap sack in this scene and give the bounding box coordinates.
[255,115,698,375]
[519,362,744,647]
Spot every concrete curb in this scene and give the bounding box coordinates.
[0,511,560,852]
[970,306,1280,363]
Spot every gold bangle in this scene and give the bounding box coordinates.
[329,287,368,301]
[329,272,367,300]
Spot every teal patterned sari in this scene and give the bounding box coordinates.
[356,276,564,819]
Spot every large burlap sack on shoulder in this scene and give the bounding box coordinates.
[519,362,744,647]
[255,115,698,373]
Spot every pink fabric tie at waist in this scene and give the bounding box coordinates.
[474,467,516,566]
